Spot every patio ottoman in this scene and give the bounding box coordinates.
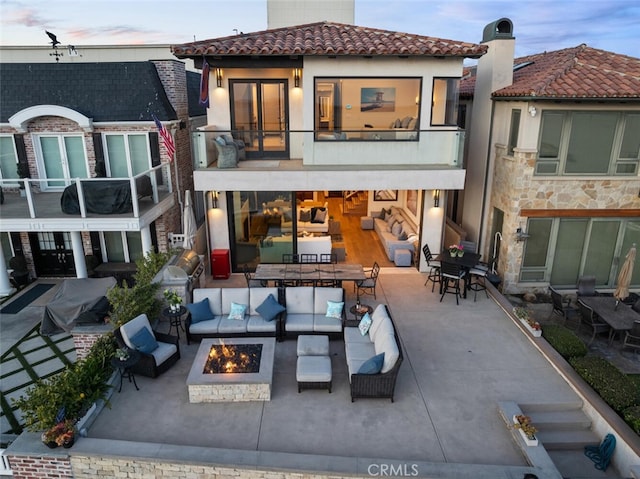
[296,356,332,393]
[360,216,374,230]
[394,248,412,267]
[297,335,329,356]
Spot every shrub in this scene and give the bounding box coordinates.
[570,356,639,412]
[623,405,640,434]
[542,324,587,359]
[13,334,118,432]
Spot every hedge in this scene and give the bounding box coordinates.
[542,324,587,359]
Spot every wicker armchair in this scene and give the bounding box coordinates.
[349,307,403,402]
[114,314,180,378]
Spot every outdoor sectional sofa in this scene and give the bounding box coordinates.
[344,304,403,401]
[283,286,346,339]
[185,287,284,343]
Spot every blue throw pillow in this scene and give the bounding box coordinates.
[129,327,158,354]
[256,294,285,322]
[358,312,372,336]
[215,136,226,146]
[326,300,344,319]
[228,302,247,320]
[186,298,213,324]
[358,353,385,374]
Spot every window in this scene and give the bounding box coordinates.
[0,136,19,181]
[507,109,521,155]
[314,77,421,140]
[431,78,460,126]
[36,135,88,189]
[104,133,152,177]
[1,232,14,265]
[536,111,640,175]
[100,231,143,262]
[520,217,640,287]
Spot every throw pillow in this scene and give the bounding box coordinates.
[358,353,385,374]
[186,298,213,324]
[393,118,402,128]
[358,312,372,336]
[215,136,226,146]
[391,221,403,237]
[129,327,158,354]
[222,134,235,145]
[228,302,247,320]
[401,116,413,129]
[398,230,408,241]
[312,207,327,223]
[326,300,344,319]
[299,209,312,222]
[256,294,286,322]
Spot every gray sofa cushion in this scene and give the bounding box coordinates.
[285,313,315,332]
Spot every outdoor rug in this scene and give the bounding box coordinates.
[0,283,55,315]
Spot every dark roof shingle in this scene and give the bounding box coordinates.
[172,21,487,59]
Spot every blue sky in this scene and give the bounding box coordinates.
[1,0,638,59]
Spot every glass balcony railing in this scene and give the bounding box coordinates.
[0,164,172,221]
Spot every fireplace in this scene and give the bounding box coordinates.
[187,338,275,403]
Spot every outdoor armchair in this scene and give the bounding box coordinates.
[549,286,579,329]
[577,300,610,345]
[623,321,640,353]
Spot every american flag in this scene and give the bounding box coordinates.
[152,113,176,160]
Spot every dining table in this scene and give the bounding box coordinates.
[254,263,365,287]
[434,251,482,298]
[580,296,640,343]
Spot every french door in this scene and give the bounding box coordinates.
[230,80,289,159]
[36,135,88,190]
[30,232,75,277]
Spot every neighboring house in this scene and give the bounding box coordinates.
[460,19,640,294]
[0,57,205,295]
[171,21,487,273]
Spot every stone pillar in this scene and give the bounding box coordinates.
[141,226,153,256]
[71,231,88,278]
[0,243,16,297]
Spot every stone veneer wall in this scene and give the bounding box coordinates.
[489,144,640,294]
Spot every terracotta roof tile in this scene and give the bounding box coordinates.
[171,22,486,59]
[461,45,640,100]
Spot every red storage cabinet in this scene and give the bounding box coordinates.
[211,249,230,279]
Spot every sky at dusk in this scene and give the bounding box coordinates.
[1,0,638,60]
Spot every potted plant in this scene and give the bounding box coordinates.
[163,289,182,312]
[449,244,464,257]
[115,347,130,362]
[513,307,542,337]
[513,414,538,446]
[42,419,76,448]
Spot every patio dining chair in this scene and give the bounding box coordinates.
[356,262,380,300]
[622,321,640,353]
[633,299,640,314]
[467,266,488,301]
[422,244,441,293]
[243,265,267,288]
[440,261,466,305]
[577,275,599,298]
[577,299,611,345]
[549,286,579,329]
[299,253,318,263]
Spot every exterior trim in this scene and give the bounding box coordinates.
[9,105,93,132]
[520,209,640,218]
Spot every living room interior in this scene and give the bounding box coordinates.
[231,190,417,270]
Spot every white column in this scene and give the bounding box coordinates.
[141,226,153,256]
[71,231,88,278]
[0,243,16,297]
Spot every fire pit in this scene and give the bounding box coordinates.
[187,338,275,403]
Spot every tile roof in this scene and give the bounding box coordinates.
[461,44,640,100]
[171,21,487,59]
[0,62,178,123]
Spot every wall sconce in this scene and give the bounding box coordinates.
[528,106,537,117]
[208,191,219,209]
[433,189,440,208]
[515,226,530,242]
[215,68,223,88]
[293,68,301,88]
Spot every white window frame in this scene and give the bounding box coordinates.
[103,132,153,178]
[33,133,89,191]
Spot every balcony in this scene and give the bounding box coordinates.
[0,164,174,232]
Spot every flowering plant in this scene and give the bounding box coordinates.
[115,348,130,361]
[449,244,464,252]
[513,307,541,330]
[43,419,75,446]
[163,289,182,306]
[513,414,537,440]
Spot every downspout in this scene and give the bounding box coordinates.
[477,98,497,255]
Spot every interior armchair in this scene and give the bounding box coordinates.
[114,313,180,378]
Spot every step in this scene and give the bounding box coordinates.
[527,410,592,431]
[535,429,600,450]
[519,401,584,413]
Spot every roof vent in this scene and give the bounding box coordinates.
[482,18,514,42]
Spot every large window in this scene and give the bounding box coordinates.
[314,77,421,140]
[431,78,460,126]
[0,136,19,182]
[536,111,640,175]
[507,109,521,155]
[100,231,143,263]
[104,133,152,177]
[36,135,88,189]
[520,217,640,287]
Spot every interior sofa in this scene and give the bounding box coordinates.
[281,202,330,233]
[258,235,332,263]
[283,286,345,339]
[185,287,284,343]
[371,206,419,264]
[363,116,418,140]
[344,304,403,402]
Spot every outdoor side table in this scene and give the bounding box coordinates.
[110,349,141,393]
[347,303,373,327]
[163,306,187,340]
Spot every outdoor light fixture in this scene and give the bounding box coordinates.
[433,189,440,208]
[528,106,537,117]
[209,191,219,209]
[515,225,530,242]
[215,68,223,88]
[293,68,301,88]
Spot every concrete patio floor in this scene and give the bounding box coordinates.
[1,270,632,477]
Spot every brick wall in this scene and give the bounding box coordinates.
[71,331,106,361]
[7,455,73,479]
